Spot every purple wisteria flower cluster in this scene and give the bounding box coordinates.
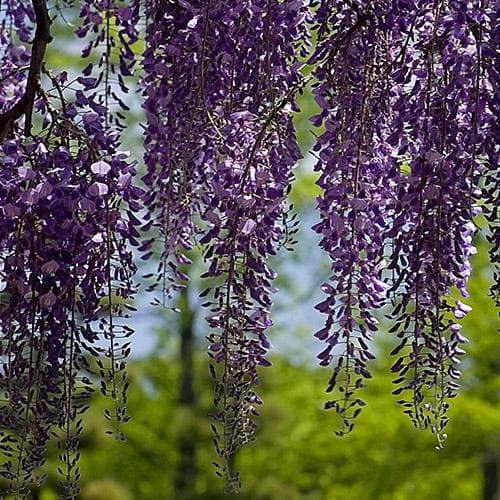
[386,0,497,446]
[310,0,397,435]
[0,1,141,496]
[311,0,496,444]
[141,0,309,491]
[141,0,221,302]
[75,0,141,438]
[0,0,497,496]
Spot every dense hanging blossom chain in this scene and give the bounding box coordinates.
[141,0,222,303]
[76,0,141,441]
[310,0,398,434]
[479,1,499,304]
[141,0,309,491]
[202,2,308,491]
[310,0,496,442]
[0,1,141,497]
[386,0,496,446]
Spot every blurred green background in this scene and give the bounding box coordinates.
[7,11,500,500]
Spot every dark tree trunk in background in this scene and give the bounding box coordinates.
[484,453,500,500]
[174,287,197,499]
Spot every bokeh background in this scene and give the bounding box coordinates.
[9,10,500,500]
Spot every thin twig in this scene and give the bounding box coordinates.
[0,0,51,139]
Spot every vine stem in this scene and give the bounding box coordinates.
[0,0,51,138]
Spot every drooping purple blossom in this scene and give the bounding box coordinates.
[310,0,496,443]
[385,0,496,445]
[141,0,308,490]
[140,0,229,302]
[480,4,499,304]
[74,0,141,438]
[0,1,141,495]
[0,134,139,495]
[310,0,397,433]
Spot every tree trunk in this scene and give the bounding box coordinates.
[484,453,499,500]
[174,287,197,499]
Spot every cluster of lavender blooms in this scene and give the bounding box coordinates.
[141,0,221,302]
[480,5,499,303]
[310,0,397,435]
[386,0,497,445]
[0,0,497,496]
[0,1,140,496]
[75,0,141,436]
[311,0,496,445]
[141,0,309,490]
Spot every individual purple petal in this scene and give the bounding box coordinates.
[40,290,57,308]
[88,182,109,197]
[91,160,111,176]
[41,260,60,274]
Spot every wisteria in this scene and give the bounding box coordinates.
[0,0,140,497]
[481,3,499,304]
[310,0,496,442]
[310,0,397,434]
[386,0,496,445]
[0,0,497,497]
[75,0,141,437]
[200,5,307,490]
[141,0,221,302]
[141,0,308,490]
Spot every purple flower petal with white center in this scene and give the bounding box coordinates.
[91,160,111,176]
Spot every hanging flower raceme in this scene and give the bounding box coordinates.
[141,0,226,302]
[387,0,495,446]
[74,0,142,439]
[0,1,141,496]
[0,1,53,494]
[195,0,308,491]
[310,0,397,433]
[140,1,308,487]
[0,133,139,496]
[478,4,499,304]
